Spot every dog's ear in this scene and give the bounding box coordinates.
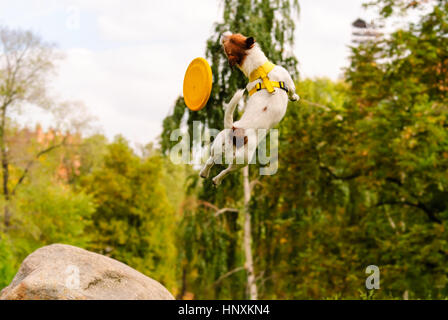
[246,37,255,49]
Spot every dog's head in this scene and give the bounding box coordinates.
[221,31,255,67]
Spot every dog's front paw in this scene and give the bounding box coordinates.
[289,93,300,102]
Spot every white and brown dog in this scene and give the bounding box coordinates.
[199,32,299,186]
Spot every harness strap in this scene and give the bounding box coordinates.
[248,80,288,96]
[249,61,276,93]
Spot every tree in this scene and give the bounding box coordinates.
[161,0,300,299]
[247,0,448,299]
[162,0,300,151]
[0,26,60,227]
[345,0,448,225]
[82,136,179,292]
[0,125,96,289]
[251,78,357,298]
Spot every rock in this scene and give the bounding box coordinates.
[0,244,174,300]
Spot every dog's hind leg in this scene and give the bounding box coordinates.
[199,157,215,179]
[212,163,242,186]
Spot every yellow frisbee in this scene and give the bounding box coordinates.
[183,57,212,111]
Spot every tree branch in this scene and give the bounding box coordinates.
[215,207,239,217]
[319,164,362,180]
[300,98,332,112]
[315,149,363,181]
[198,200,219,212]
[211,266,245,287]
[198,200,238,217]
[11,138,66,195]
[376,200,441,224]
[249,179,263,192]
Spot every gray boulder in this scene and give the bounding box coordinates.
[0,244,174,300]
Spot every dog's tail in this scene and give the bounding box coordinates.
[224,89,245,129]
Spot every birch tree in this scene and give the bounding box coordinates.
[162,0,300,299]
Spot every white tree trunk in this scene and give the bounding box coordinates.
[243,165,258,300]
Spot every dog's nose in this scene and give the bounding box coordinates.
[221,31,232,43]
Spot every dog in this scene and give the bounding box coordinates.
[199,31,299,186]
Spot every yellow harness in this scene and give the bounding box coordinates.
[248,61,289,96]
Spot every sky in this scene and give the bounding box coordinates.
[0,0,376,148]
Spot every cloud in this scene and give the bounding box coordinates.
[295,0,375,79]
[52,45,181,145]
[13,0,223,148]
[2,0,383,147]
[69,0,221,44]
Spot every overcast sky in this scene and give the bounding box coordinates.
[0,0,376,147]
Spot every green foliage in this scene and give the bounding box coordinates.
[0,234,17,289]
[250,72,448,298]
[161,0,301,299]
[177,205,244,299]
[0,175,95,288]
[81,136,178,292]
[10,180,94,249]
[2,0,448,301]
[364,0,439,18]
[74,134,109,184]
[246,0,448,299]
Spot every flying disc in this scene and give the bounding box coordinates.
[183,57,212,111]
